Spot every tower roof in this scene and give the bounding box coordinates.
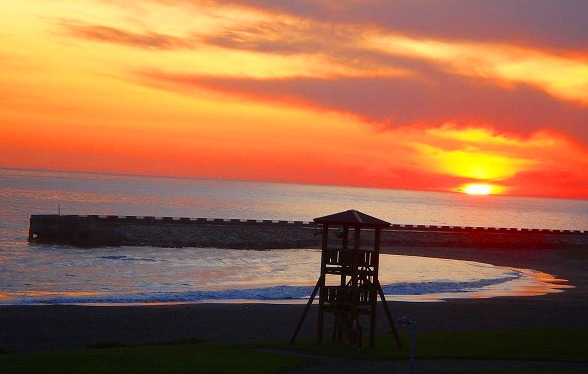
[313,209,390,227]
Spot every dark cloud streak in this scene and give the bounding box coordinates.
[143,70,588,143]
[202,20,357,55]
[195,0,588,52]
[61,22,197,50]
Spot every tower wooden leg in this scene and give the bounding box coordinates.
[317,291,325,344]
[370,290,377,348]
[377,280,402,348]
[290,277,322,344]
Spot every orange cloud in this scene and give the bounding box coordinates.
[2,0,588,199]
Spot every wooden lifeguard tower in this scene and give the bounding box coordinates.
[291,209,401,348]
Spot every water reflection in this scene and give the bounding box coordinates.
[0,248,572,305]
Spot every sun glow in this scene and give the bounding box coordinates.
[463,183,493,195]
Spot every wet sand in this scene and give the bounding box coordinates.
[0,245,586,353]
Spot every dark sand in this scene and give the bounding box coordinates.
[1,246,587,354]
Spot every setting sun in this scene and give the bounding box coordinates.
[463,183,493,195]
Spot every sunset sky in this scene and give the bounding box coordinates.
[2,1,588,199]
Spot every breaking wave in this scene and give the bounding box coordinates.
[8,271,529,305]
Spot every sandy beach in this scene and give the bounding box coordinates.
[1,245,586,354]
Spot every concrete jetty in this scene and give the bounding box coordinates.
[28,214,588,249]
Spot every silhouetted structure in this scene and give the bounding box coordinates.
[290,209,401,348]
[29,214,588,249]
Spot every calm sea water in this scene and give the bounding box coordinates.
[0,168,583,305]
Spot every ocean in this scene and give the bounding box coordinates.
[1,168,585,305]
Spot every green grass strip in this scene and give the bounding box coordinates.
[413,328,588,361]
[0,343,312,374]
[279,327,588,362]
[1,328,586,373]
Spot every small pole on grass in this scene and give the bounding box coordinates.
[397,316,417,374]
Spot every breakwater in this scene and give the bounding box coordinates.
[29,214,588,249]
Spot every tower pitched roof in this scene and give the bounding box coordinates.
[313,209,390,227]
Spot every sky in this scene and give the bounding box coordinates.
[2,1,588,199]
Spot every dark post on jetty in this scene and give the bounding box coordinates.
[290,209,401,348]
